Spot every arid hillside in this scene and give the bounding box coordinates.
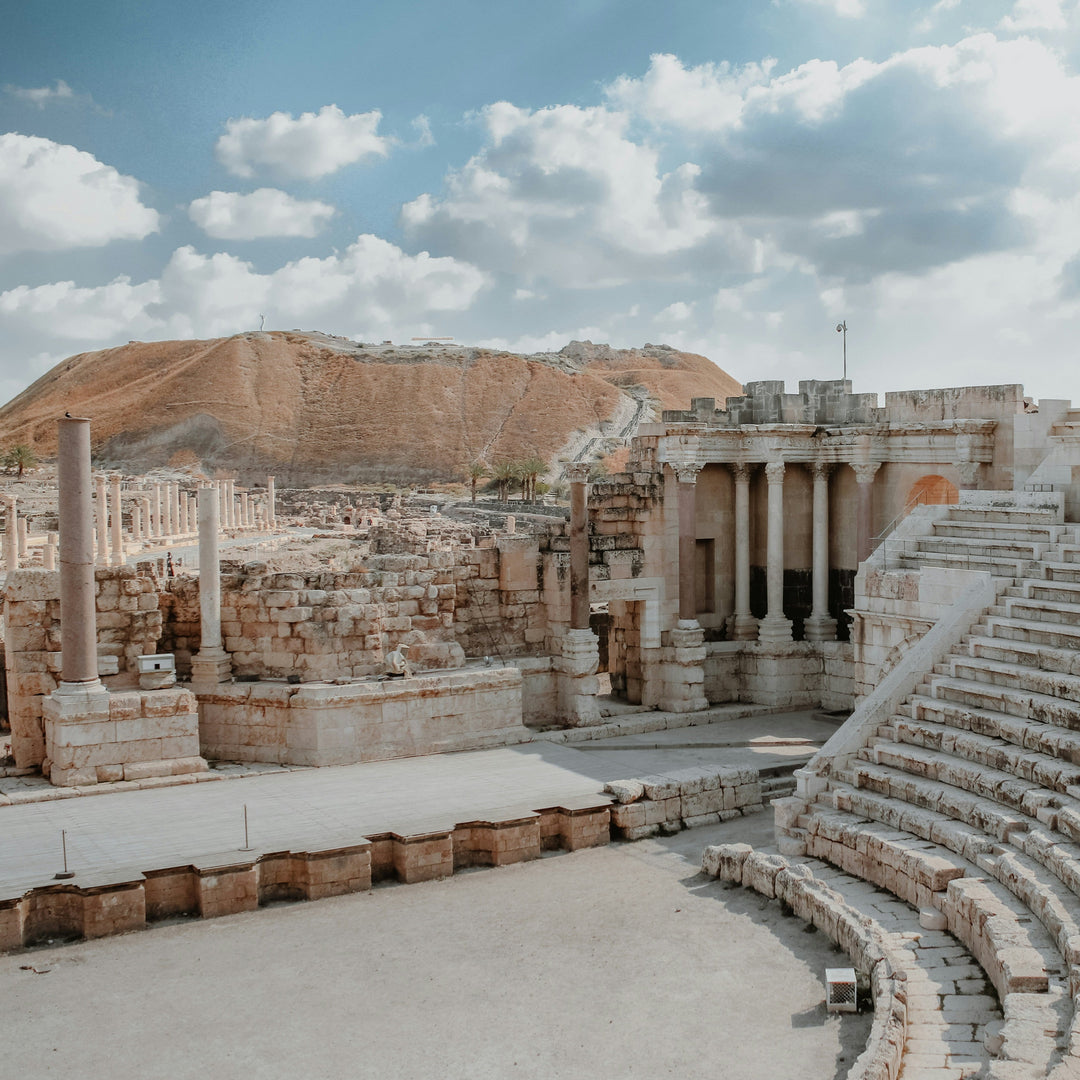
[0,332,742,484]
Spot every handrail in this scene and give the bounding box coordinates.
[870,488,932,552]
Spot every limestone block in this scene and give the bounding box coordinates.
[604,779,644,804]
[82,885,146,940]
[610,802,646,830]
[198,865,259,918]
[639,775,680,801]
[701,842,753,883]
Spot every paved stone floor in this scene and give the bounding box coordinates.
[1,813,873,1080]
[0,709,837,894]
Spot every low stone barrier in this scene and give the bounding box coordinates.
[701,844,907,1080]
[605,766,764,839]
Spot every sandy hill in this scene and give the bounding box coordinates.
[0,332,742,484]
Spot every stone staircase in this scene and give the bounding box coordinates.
[781,499,1080,1078]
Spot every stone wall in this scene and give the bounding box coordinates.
[5,567,163,768]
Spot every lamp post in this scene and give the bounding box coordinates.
[836,320,847,380]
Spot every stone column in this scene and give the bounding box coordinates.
[190,485,232,689]
[241,493,251,530]
[567,462,591,631]
[152,482,163,539]
[95,474,109,565]
[804,462,837,643]
[132,505,142,542]
[217,480,227,528]
[179,493,188,536]
[758,460,793,643]
[110,475,123,565]
[141,497,152,541]
[558,462,600,727]
[55,418,103,692]
[17,514,27,559]
[673,462,703,625]
[852,462,880,564]
[267,475,276,528]
[729,463,757,641]
[2,496,16,572]
[43,532,57,571]
[164,482,175,536]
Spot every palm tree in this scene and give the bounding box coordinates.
[519,455,546,502]
[466,460,488,503]
[492,461,517,502]
[3,444,37,477]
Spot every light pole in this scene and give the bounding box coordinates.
[836,320,847,380]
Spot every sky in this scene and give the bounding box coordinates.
[2,0,1080,409]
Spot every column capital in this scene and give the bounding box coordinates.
[955,460,981,487]
[729,461,752,483]
[764,460,786,484]
[671,461,703,484]
[851,461,880,485]
[565,461,591,485]
[810,461,833,481]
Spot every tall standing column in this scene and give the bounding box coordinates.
[804,462,837,642]
[241,493,251,530]
[190,485,232,689]
[141,497,152,541]
[132,505,142,542]
[674,462,702,625]
[109,475,123,565]
[152,482,163,539]
[43,532,57,571]
[95,475,109,565]
[852,462,880,564]
[267,475,276,529]
[17,514,27,559]
[758,460,793,643]
[179,492,188,536]
[164,482,175,536]
[56,418,102,690]
[2,497,16,572]
[567,462,591,630]
[729,463,758,641]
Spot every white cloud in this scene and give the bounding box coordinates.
[790,0,867,17]
[411,115,435,148]
[5,79,74,107]
[656,301,693,322]
[0,134,159,256]
[215,105,392,180]
[188,188,336,239]
[0,236,488,352]
[1000,0,1068,30]
[475,327,610,354]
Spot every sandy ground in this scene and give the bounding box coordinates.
[1,815,870,1080]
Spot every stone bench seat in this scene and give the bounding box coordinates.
[904,697,1080,766]
[949,507,1063,525]
[1044,562,1080,587]
[887,715,1080,791]
[896,549,1033,577]
[802,806,1063,1003]
[934,521,1075,543]
[1015,579,1080,606]
[917,536,1048,560]
[965,635,1080,680]
[940,654,1080,707]
[1005,596,1080,629]
[985,614,1080,651]
[925,674,1080,729]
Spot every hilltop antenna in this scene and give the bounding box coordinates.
[259,314,265,332]
[836,320,847,380]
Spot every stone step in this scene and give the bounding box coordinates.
[947,507,1063,525]
[933,521,1073,543]
[927,674,1080,729]
[945,652,1080,704]
[895,549,1029,577]
[1044,561,1080,583]
[1004,595,1080,627]
[851,759,1031,842]
[966,633,1080,678]
[916,535,1047,560]
[890,714,1080,793]
[984,613,1080,650]
[908,694,1080,764]
[1018,577,1080,605]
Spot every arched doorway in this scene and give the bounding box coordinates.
[906,474,959,511]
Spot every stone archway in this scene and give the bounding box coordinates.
[906,474,959,509]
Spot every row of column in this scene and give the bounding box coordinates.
[675,459,884,644]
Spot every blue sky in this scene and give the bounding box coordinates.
[3,0,1080,408]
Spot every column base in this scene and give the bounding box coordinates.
[756,613,793,644]
[190,651,233,690]
[658,622,709,713]
[803,613,838,643]
[556,628,601,727]
[729,613,759,641]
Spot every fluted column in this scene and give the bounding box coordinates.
[56,418,101,690]
[852,462,880,564]
[729,462,757,640]
[95,474,109,565]
[804,462,837,642]
[109,475,123,565]
[132,505,142,542]
[758,460,793,643]
[673,462,702,624]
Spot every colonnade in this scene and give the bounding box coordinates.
[672,458,883,645]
